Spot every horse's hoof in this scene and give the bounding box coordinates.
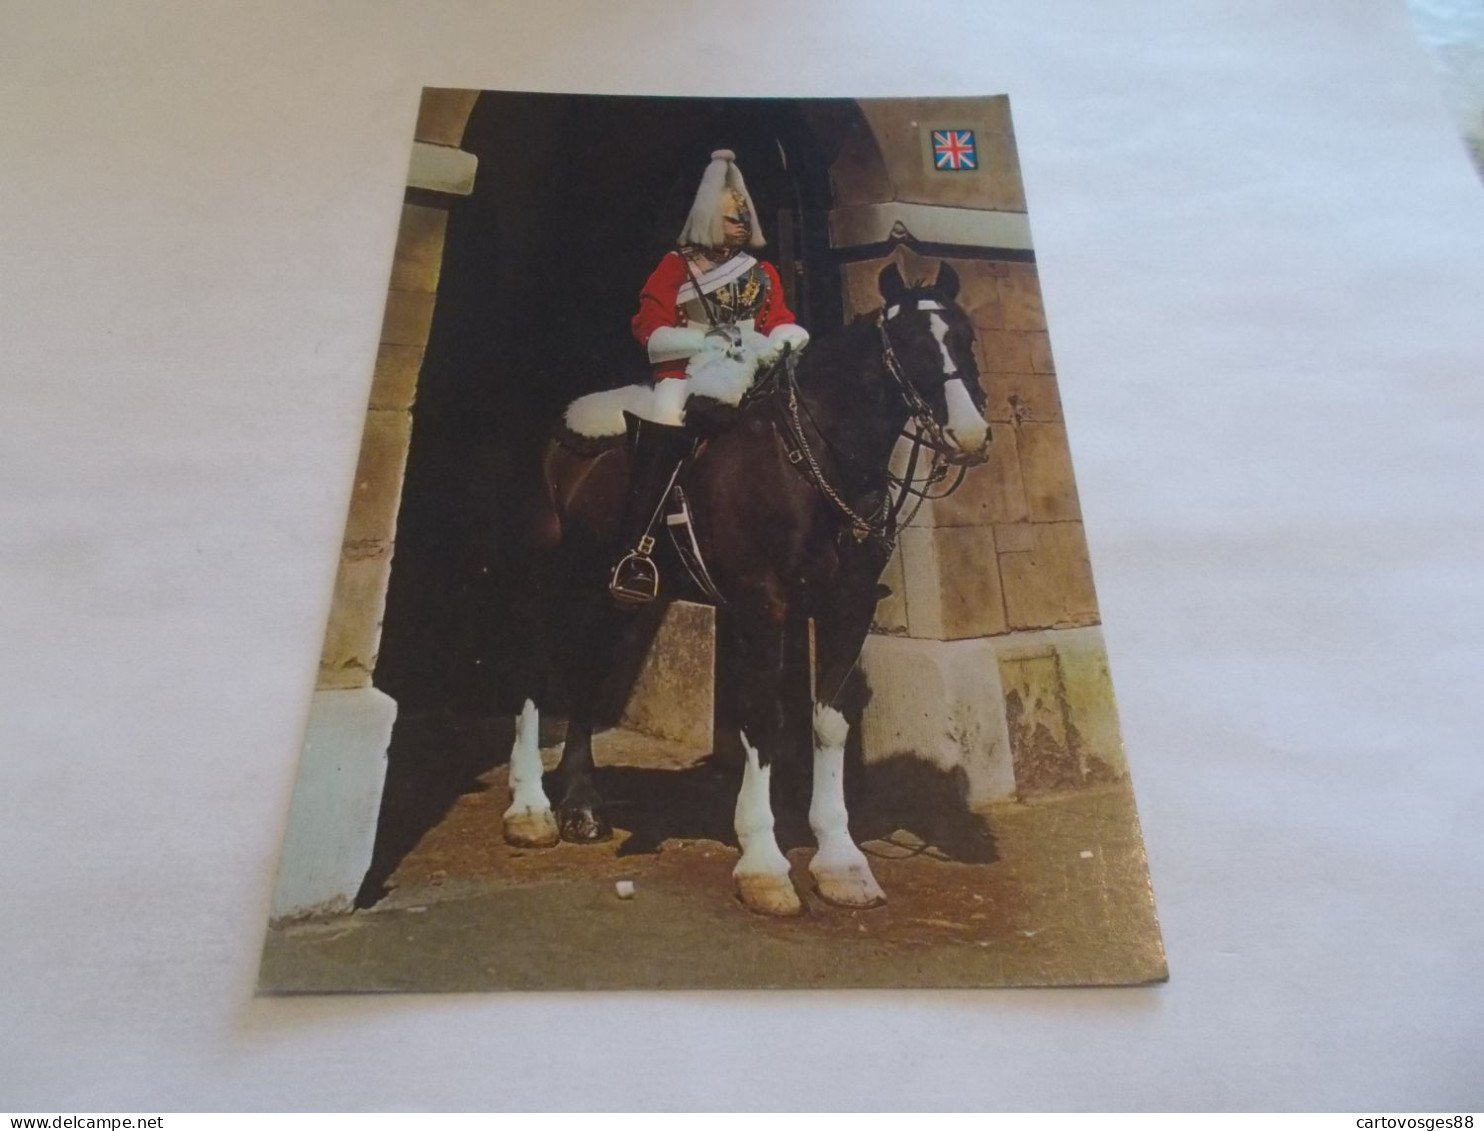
[735,871,804,917]
[558,807,612,844]
[503,808,559,848]
[812,865,887,910]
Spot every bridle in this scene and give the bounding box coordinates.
[878,300,969,460]
[775,296,984,550]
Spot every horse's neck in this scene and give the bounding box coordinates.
[795,321,907,489]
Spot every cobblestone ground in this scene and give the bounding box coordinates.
[260,728,1165,992]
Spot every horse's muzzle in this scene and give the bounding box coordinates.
[945,446,992,467]
[942,429,992,467]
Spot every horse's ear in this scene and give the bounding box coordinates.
[934,262,960,301]
[878,263,909,306]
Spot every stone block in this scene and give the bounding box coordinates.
[898,525,1005,640]
[999,522,1100,631]
[1017,421,1081,522]
[620,600,715,750]
[317,541,392,691]
[407,143,478,196]
[414,88,479,147]
[840,257,890,317]
[995,522,1035,553]
[949,259,1003,330]
[368,343,423,411]
[976,329,1033,374]
[379,288,436,348]
[269,686,395,922]
[859,635,1016,808]
[999,650,1078,795]
[997,263,1047,330]
[964,288,1003,332]
[871,542,908,634]
[1027,330,1056,374]
[992,626,1126,793]
[947,257,1003,288]
[342,409,412,546]
[986,371,1062,424]
[924,423,1028,526]
[389,204,447,294]
[1056,630,1127,781]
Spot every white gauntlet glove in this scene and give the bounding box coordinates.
[768,323,810,352]
[646,325,710,363]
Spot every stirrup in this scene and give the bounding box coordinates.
[609,543,660,605]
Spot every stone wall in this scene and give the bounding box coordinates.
[314,91,472,691]
[272,90,475,921]
[836,96,1124,804]
[314,201,443,690]
[841,248,1099,643]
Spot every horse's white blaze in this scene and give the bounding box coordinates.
[928,313,958,377]
[733,731,791,882]
[807,705,886,906]
[503,699,553,824]
[928,313,988,454]
[944,378,988,451]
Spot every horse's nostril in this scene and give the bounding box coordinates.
[947,426,987,452]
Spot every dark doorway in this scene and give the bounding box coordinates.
[360,93,854,902]
[377,92,849,713]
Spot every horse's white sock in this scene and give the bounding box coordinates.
[504,699,552,822]
[733,731,790,880]
[808,704,884,905]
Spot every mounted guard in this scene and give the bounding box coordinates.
[518,245,993,913]
[607,148,811,604]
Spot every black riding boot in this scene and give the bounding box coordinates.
[609,411,695,606]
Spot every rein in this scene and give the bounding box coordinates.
[774,308,974,552]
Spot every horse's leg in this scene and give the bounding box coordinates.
[551,588,627,843]
[554,715,608,843]
[806,701,885,908]
[502,536,559,848]
[728,598,803,916]
[806,556,889,908]
[503,698,559,847]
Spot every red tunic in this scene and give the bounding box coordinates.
[631,251,798,379]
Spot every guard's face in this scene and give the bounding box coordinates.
[721,191,752,249]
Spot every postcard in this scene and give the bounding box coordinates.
[259,89,1165,991]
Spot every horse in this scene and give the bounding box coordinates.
[501,262,992,916]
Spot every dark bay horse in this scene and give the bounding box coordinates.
[502,263,991,916]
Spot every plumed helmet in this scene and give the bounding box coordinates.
[677,149,766,251]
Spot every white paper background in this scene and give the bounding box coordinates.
[2,0,1481,1112]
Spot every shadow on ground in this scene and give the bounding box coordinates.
[357,710,997,909]
[355,711,516,908]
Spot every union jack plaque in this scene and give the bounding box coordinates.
[932,128,978,170]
